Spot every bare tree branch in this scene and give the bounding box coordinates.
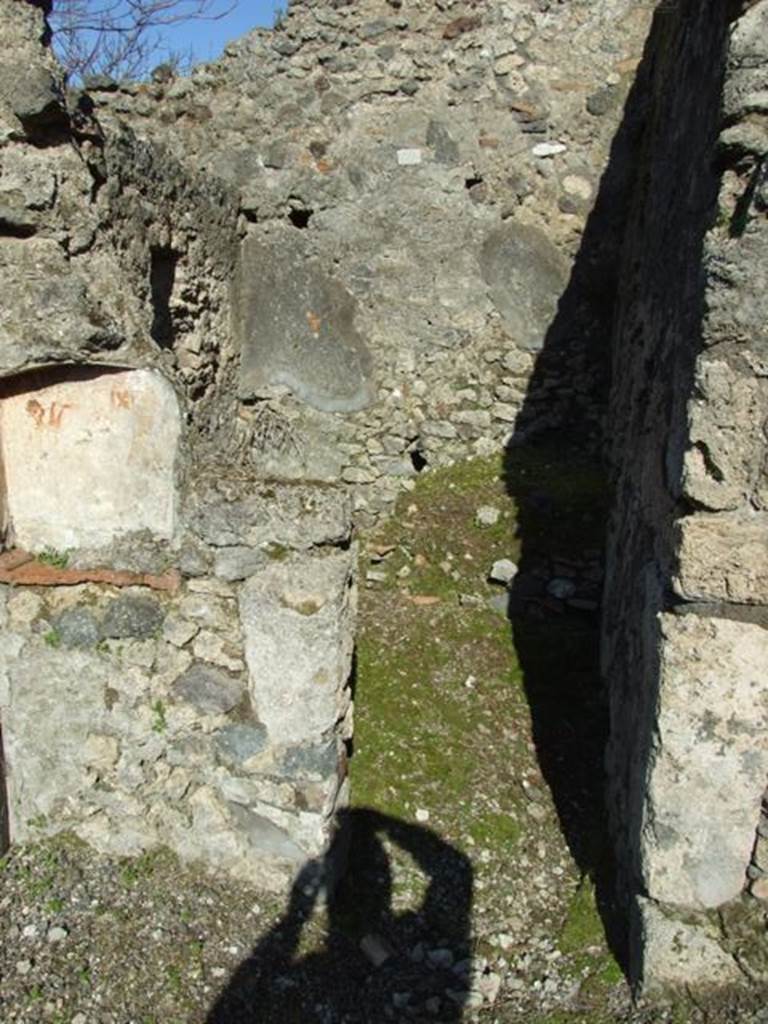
[49,0,237,82]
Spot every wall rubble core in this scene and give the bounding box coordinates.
[0,0,765,1001]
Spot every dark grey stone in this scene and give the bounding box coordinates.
[546,577,577,600]
[359,19,391,39]
[0,65,67,136]
[586,85,620,117]
[53,607,102,648]
[214,723,269,767]
[102,595,164,640]
[480,222,568,351]
[234,235,375,413]
[174,663,245,715]
[427,120,459,164]
[279,739,338,779]
[83,74,119,92]
[272,37,301,57]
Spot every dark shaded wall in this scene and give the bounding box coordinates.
[602,0,768,992]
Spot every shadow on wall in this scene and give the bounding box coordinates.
[206,808,473,1024]
[500,9,668,973]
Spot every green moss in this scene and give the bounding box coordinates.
[44,629,62,648]
[151,699,167,734]
[279,595,321,615]
[352,452,532,849]
[560,878,604,953]
[468,810,521,848]
[265,542,289,561]
[119,847,174,887]
[37,548,70,570]
[352,441,617,1001]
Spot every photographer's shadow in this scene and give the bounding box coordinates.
[207,807,474,1024]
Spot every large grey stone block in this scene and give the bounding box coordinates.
[634,897,743,995]
[190,477,352,553]
[682,359,766,511]
[674,512,768,604]
[234,234,375,412]
[239,551,355,747]
[641,614,768,908]
[3,645,111,840]
[480,222,568,351]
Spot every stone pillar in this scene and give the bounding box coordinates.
[603,0,768,993]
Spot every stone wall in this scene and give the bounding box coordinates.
[0,0,355,892]
[1,0,767,997]
[602,0,768,993]
[0,477,355,892]
[86,0,653,524]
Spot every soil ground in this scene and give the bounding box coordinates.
[1,445,765,1023]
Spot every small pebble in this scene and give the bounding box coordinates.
[47,925,68,943]
[16,959,32,975]
[360,932,394,968]
[427,947,454,968]
[488,559,518,585]
[477,970,502,1004]
[410,942,426,963]
[532,141,567,157]
[475,505,500,527]
[415,808,430,823]
[546,577,576,599]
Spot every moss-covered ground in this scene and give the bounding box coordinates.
[346,444,627,1021]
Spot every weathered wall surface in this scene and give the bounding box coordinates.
[0,484,355,891]
[0,0,355,892]
[88,0,653,523]
[602,0,768,993]
[1,0,767,996]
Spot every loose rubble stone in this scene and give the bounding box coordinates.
[475,505,501,527]
[488,559,518,585]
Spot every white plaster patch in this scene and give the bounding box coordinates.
[532,141,567,157]
[397,147,422,166]
[0,369,180,551]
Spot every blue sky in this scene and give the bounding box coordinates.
[154,2,283,66]
[50,2,285,78]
